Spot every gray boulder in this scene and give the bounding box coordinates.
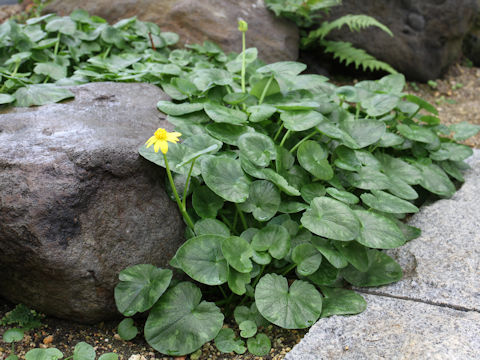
[323,0,478,81]
[43,0,299,64]
[0,82,185,324]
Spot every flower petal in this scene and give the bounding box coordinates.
[166,132,181,143]
[153,140,161,153]
[160,140,169,154]
[145,135,157,148]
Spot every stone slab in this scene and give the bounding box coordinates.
[366,150,480,312]
[286,294,480,360]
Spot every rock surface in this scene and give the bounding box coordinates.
[43,0,299,64]
[287,150,480,358]
[287,294,480,360]
[0,82,185,324]
[324,0,478,81]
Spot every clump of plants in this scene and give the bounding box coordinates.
[1,10,480,359]
[265,0,397,74]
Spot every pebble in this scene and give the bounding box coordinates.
[43,335,54,345]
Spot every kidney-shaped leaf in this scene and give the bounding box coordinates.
[255,274,322,329]
[73,342,96,360]
[280,110,324,131]
[301,197,360,241]
[3,328,24,343]
[114,264,173,316]
[252,224,291,260]
[175,235,228,285]
[145,282,224,356]
[297,141,333,180]
[341,118,386,149]
[25,348,64,360]
[201,156,250,203]
[239,180,281,222]
[320,287,367,318]
[214,328,246,354]
[238,133,276,167]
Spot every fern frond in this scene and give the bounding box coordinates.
[321,40,398,74]
[303,14,393,47]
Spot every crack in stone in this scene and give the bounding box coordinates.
[356,289,480,313]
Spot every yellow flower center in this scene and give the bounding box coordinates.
[154,128,167,140]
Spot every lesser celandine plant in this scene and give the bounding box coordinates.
[1,11,479,358]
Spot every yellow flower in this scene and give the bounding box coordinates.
[145,128,181,154]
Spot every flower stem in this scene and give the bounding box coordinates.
[182,160,195,208]
[273,123,284,142]
[163,154,195,230]
[241,31,246,94]
[259,76,273,105]
[235,203,248,231]
[53,32,61,56]
[281,263,297,276]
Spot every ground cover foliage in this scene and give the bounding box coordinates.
[1,10,480,359]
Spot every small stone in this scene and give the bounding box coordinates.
[43,335,54,345]
[113,334,122,341]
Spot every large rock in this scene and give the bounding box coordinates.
[287,294,480,360]
[43,0,299,64]
[0,82,185,324]
[323,0,478,81]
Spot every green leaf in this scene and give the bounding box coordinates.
[33,62,67,81]
[311,237,348,269]
[175,235,228,285]
[98,354,119,360]
[114,264,172,316]
[204,102,248,125]
[117,318,138,341]
[278,201,308,213]
[247,333,271,357]
[429,143,473,162]
[341,118,386,148]
[255,274,322,329]
[239,180,281,222]
[342,250,403,287]
[362,94,399,117]
[344,167,391,190]
[0,94,15,105]
[306,260,340,286]
[192,186,224,219]
[234,303,268,327]
[376,153,422,185]
[73,342,96,360]
[414,162,456,197]
[320,287,367,318]
[222,236,253,273]
[297,141,333,180]
[262,169,301,196]
[450,122,480,141]
[301,197,360,241]
[404,94,438,115]
[201,156,250,203]
[145,282,224,356]
[239,320,258,338]
[397,124,438,144]
[14,84,74,107]
[191,69,233,91]
[257,61,306,77]
[301,183,326,203]
[194,218,230,237]
[228,267,251,295]
[252,224,291,260]
[247,104,277,122]
[360,190,419,214]
[331,239,368,272]
[206,123,253,146]
[45,17,76,35]
[292,243,322,276]
[214,328,246,354]
[238,133,276,167]
[326,187,359,204]
[25,348,64,360]
[354,210,406,249]
[3,328,24,343]
[157,100,203,116]
[280,110,324,131]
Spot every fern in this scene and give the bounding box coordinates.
[321,40,398,74]
[303,14,393,47]
[265,0,341,27]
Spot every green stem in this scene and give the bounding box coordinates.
[279,129,291,147]
[163,154,195,230]
[0,61,20,92]
[220,214,233,229]
[259,76,274,105]
[235,203,248,231]
[11,343,14,355]
[252,264,266,288]
[219,285,228,299]
[43,75,50,84]
[103,45,112,59]
[182,160,195,208]
[289,129,318,153]
[53,32,61,56]
[241,31,246,94]
[273,123,284,142]
[281,263,297,276]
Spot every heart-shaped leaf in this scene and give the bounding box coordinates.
[300,183,326,203]
[73,342,95,360]
[292,243,322,276]
[344,167,391,190]
[234,303,269,327]
[450,122,480,141]
[341,250,403,287]
[228,267,251,295]
[222,236,253,273]
[13,84,74,107]
[204,102,248,125]
[117,318,138,341]
[255,274,322,329]
[201,156,250,203]
[311,237,348,269]
[354,210,406,249]
[3,328,24,343]
[414,161,456,197]
[306,260,340,287]
[326,187,359,204]
[114,264,172,316]
[333,241,369,272]
[0,94,15,105]
[360,190,418,214]
[280,110,324,131]
[239,320,257,338]
[175,235,228,285]
[45,16,76,35]
[238,133,276,167]
[194,218,230,237]
[320,287,367,318]
[341,118,386,148]
[247,104,277,122]
[145,282,224,356]
[214,328,246,354]
[362,94,399,117]
[157,100,203,116]
[239,180,281,222]
[301,197,360,241]
[192,186,224,219]
[98,354,119,360]
[247,333,271,357]
[397,124,438,144]
[262,169,301,196]
[33,62,67,81]
[252,225,291,260]
[25,348,64,360]
[429,142,473,162]
[297,141,333,180]
[206,123,253,145]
